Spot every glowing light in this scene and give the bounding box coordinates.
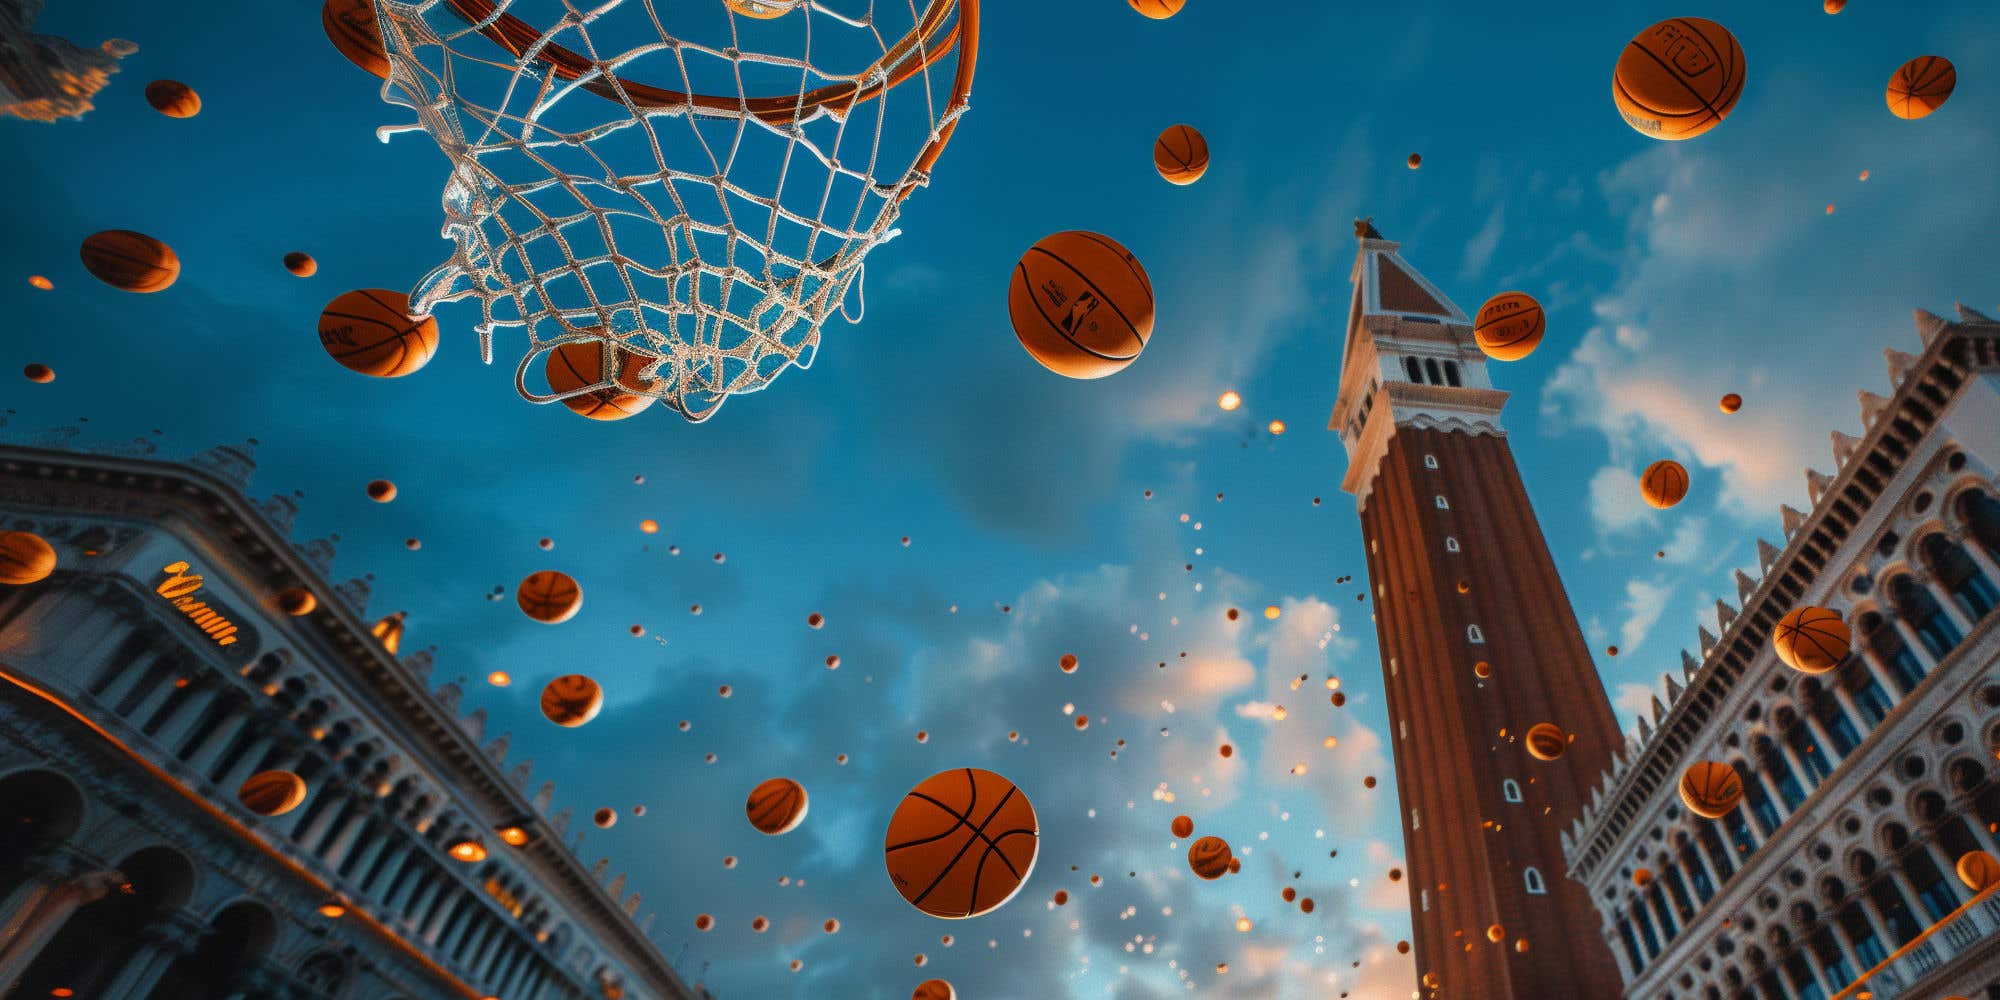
[639,518,659,533]
[318,902,347,918]
[1263,605,1281,620]
[1234,917,1252,932]
[449,840,488,862]
[1268,420,1286,435]
[487,671,511,687]
[28,275,52,291]
[1217,391,1242,411]
[497,826,530,847]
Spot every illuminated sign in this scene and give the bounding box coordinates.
[155,561,239,646]
[482,877,526,918]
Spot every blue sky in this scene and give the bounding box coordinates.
[4,1,1997,997]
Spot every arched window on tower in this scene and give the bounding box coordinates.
[1444,361,1462,387]
[1919,533,1998,620]
[1445,536,1460,552]
[1467,624,1485,644]
[1887,574,1962,659]
[1524,868,1547,895]
[1425,358,1443,385]
[1423,454,1439,470]
[1857,611,1923,694]
[1436,495,1450,510]
[1958,490,2000,558]
[1404,357,1422,382]
[1502,779,1522,803]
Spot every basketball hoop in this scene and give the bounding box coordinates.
[371,0,978,421]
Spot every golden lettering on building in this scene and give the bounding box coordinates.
[155,561,239,646]
[482,877,526,918]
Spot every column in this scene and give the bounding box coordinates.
[319,804,373,870]
[187,710,257,783]
[1958,531,2000,589]
[93,646,158,709]
[1775,741,1817,797]
[1751,766,1793,825]
[148,679,220,748]
[1685,844,1723,902]
[1829,920,1869,989]
[421,885,463,942]
[1887,861,1941,922]
[0,868,126,988]
[291,785,348,846]
[100,913,204,1000]
[397,870,442,933]
[1928,580,1978,634]
[1830,686,1873,740]
[121,661,185,730]
[1857,890,1901,949]
[1603,925,1637,984]
[1922,841,1968,909]
[1800,713,1844,769]
[1887,618,1937,673]
[372,846,420,910]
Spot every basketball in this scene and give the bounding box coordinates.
[913,980,956,1000]
[323,0,390,79]
[1824,0,1845,11]
[1171,815,1193,838]
[1678,761,1743,818]
[1127,0,1184,19]
[539,673,603,727]
[1486,924,1505,943]
[593,807,617,828]
[884,768,1039,918]
[1008,231,1154,379]
[1407,152,1422,169]
[1956,850,2000,892]
[238,770,308,816]
[1524,722,1567,761]
[1719,392,1742,414]
[747,777,810,835]
[694,914,714,931]
[0,531,57,586]
[284,252,318,277]
[366,479,396,502]
[144,80,201,118]
[1187,835,1231,880]
[1641,460,1689,509]
[1060,653,1078,673]
[544,341,657,421]
[725,0,804,19]
[1633,868,1653,887]
[23,364,53,384]
[1153,125,1209,185]
[274,587,317,616]
[1612,18,1745,141]
[1773,606,1850,674]
[1472,291,1545,361]
[1473,660,1492,679]
[1887,56,1956,120]
[319,289,439,378]
[516,569,583,624]
[81,230,180,293]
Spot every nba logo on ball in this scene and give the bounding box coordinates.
[1061,291,1102,338]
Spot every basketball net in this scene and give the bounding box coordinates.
[371,0,977,421]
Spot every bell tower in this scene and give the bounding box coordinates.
[1330,220,1624,998]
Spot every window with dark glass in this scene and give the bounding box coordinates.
[1868,878,1923,945]
[1840,903,1888,967]
[1617,919,1646,974]
[1921,534,1999,620]
[1786,722,1833,784]
[1888,574,1963,659]
[1860,610,1927,693]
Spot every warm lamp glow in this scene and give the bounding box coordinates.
[318,903,346,918]
[449,840,489,862]
[1263,605,1280,620]
[1217,390,1242,411]
[1234,917,1252,932]
[487,670,512,687]
[639,519,659,534]
[1267,420,1286,435]
[497,826,530,847]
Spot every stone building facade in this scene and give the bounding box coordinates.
[0,440,697,999]
[1560,307,2000,999]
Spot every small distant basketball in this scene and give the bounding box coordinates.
[23,364,53,384]
[365,479,397,502]
[284,252,318,277]
[593,807,617,829]
[1524,722,1567,761]
[323,0,391,79]
[747,777,810,835]
[1632,867,1653,887]
[1886,56,1956,120]
[1641,460,1690,509]
[545,341,657,421]
[1406,152,1422,169]
[1009,231,1154,379]
[1678,760,1743,818]
[1956,849,2000,892]
[1187,836,1232,880]
[517,570,583,623]
[1473,292,1545,361]
[1127,0,1184,19]
[1612,18,1746,141]
[539,673,604,727]
[1719,392,1742,414]
[81,230,180,293]
[913,980,957,1000]
[144,80,201,118]
[1171,815,1194,838]
[885,768,1039,918]
[319,289,438,378]
[238,770,308,816]
[275,586,317,616]
[1153,125,1209,185]
[1823,0,1845,11]
[0,531,57,586]
[1773,606,1850,674]
[1060,653,1078,673]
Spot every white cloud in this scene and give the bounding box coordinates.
[1459,201,1505,281]
[1613,682,1655,722]
[1587,465,1647,534]
[1618,578,1673,656]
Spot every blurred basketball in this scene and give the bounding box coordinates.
[319,289,438,378]
[274,587,317,617]
[1187,836,1231,880]
[323,0,390,78]
[593,807,617,829]
[1956,850,1999,892]
[694,913,713,931]
[1407,152,1422,169]
[1153,125,1209,185]
[1774,606,1850,674]
[1678,761,1743,818]
[238,770,308,816]
[1641,460,1689,509]
[1612,18,1745,140]
[1887,56,1956,120]
[544,341,657,421]
[366,479,396,502]
[1009,231,1154,379]
[1127,0,1184,18]
[1171,815,1193,838]
[1719,392,1742,414]
[81,230,180,293]
[1472,291,1544,361]
[1486,924,1505,943]
[1052,889,1068,905]
[1473,660,1492,679]
[27,275,51,290]
[539,674,603,727]
[517,570,583,624]
[23,364,53,384]
[144,80,201,118]
[284,252,318,277]
[747,777,810,835]
[1524,722,1567,761]
[0,531,56,585]
[725,0,802,17]
[1633,868,1653,887]
[1060,653,1078,673]
[913,980,956,1000]
[885,768,1039,918]
[1824,0,1845,11]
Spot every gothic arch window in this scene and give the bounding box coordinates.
[1856,611,1923,694]
[1404,357,1423,383]
[1467,624,1485,644]
[1425,358,1443,385]
[1956,490,2000,557]
[1436,495,1450,510]
[1445,536,1460,552]
[1444,361,1462,387]
[1918,533,1998,620]
[1525,868,1548,895]
[1423,453,1439,470]
[1886,574,1962,659]
[1502,779,1522,803]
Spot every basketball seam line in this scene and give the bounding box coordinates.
[1068,231,1156,300]
[1017,262,1136,363]
[902,773,994,908]
[1025,248,1148,354]
[1629,30,1727,129]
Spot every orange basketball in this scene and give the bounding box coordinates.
[1472,291,1544,361]
[1678,761,1742,818]
[81,230,180,293]
[1153,125,1209,185]
[0,531,56,586]
[885,768,1039,918]
[1887,56,1956,120]
[1127,0,1184,19]
[539,673,603,727]
[747,777,810,835]
[1524,722,1567,761]
[1633,868,1653,887]
[366,479,397,502]
[284,252,318,277]
[912,980,956,1000]
[517,570,581,624]
[1955,850,1999,892]
[1473,660,1492,679]
[23,364,53,384]
[319,289,438,378]
[1407,152,1422,169]
[323,0,390,79]
[1824,0,1845,11]
[1486,923,1505,943]
[274,587,317,617]
[1719,392,1742,414]
[593,807,617,828]
[238,770,308,816]
[1187,835,1232,880]
[1171,815,1194,838]
[1641,460,1689,509]
[544,341,657,421]
[1612,18,1746,141]
[1773,606,1850,674]
[144,80,201,118]
[1008,231,1154,379]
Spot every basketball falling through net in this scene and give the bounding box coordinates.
[370,0,978,421]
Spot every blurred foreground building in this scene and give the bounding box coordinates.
[0,440,696,998]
